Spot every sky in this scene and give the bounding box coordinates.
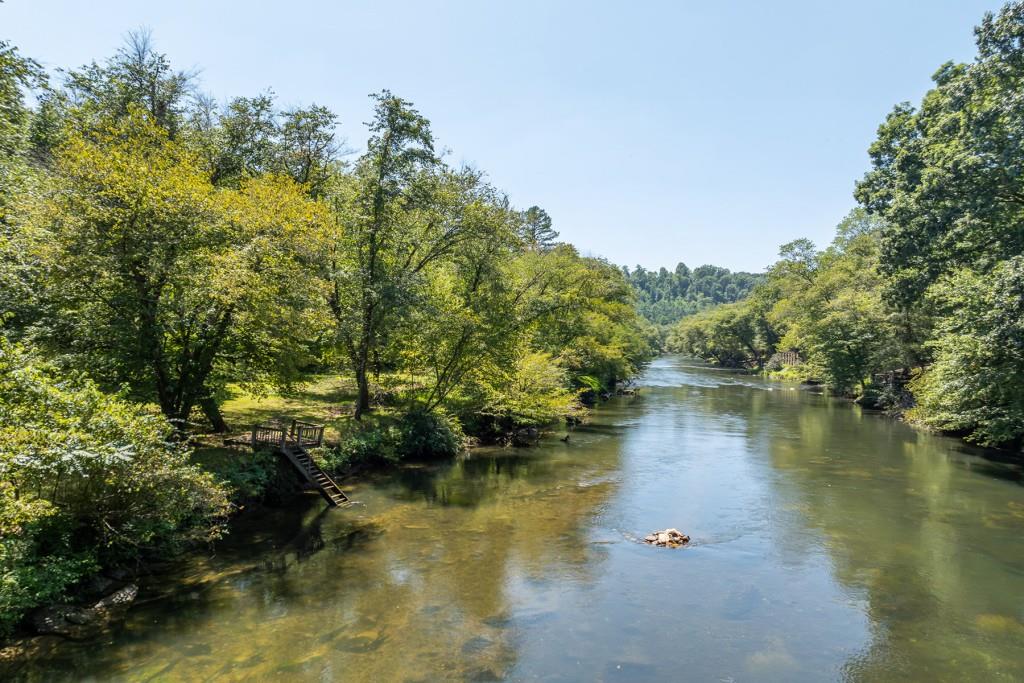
[2,0,1008,272]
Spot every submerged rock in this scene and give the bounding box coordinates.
[30,584,138,640]
[512,426,540,446]
[643,528,690,548]
[0,635,63,678]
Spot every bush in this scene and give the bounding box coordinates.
[397,410,464,460]
[193,447,280,503]
[314,410,465,474]
[0,340,230,635]
[0,483,98,637]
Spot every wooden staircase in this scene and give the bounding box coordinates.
[251,420,350,507]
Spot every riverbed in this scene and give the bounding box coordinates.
[15,356,1024,681]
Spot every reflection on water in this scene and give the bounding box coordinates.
[14,357,1024,682]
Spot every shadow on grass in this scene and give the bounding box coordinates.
[220,375,358,441]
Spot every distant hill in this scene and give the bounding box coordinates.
[624,263,762,325]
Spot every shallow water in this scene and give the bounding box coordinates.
[17,357,1024,681]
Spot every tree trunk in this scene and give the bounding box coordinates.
[354,360,371,420]
[201,397,229,433]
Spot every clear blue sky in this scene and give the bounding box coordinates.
[3,0,1006,272]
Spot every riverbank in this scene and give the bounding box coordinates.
[8,356,1024,681]
[0,371,617,663]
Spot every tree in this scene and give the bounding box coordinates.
[27,110,329,430]
[206,93,341,196]
[63,29,194,137]
[400,189,524,413]
[0,39,46,327]
[519,205,558,250]
[209,93,280,186]
[279,104,341,198]
[856,2,1024,305]
[668,302,762,368]
[909,257,1024,446]
[669,210,903,392]
[327,91,444,419]
[626,260,761,325]
[0,338,228,634]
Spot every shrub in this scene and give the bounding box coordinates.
[0,340,230,634]
[194,447,280,503]
[397,410,464,460]
[314,411,465,474]
[0,483,97,637]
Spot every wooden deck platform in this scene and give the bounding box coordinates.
[250,420,350,507]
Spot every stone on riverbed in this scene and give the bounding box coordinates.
[643,528,690,548]
[30,584,138,640]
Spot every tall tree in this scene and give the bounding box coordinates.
[27,110,329,430]
[328,91,442,418]
[519,205,558,251]
[0,39,46,327]
[63,29,194,137]
[856,2,1024,304]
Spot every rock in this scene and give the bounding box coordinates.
[31,584,138,640]
[0,636,63,678]
[96,584,138,611]
[642,528,690,548]
[512,426,540,447]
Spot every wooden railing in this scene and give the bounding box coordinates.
[290,420,324,447]
[248,419,345,506]
[251,420,324,449]
[252,425,287,450]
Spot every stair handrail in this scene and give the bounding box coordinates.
[252,424,287,450]
[289,419,324,447]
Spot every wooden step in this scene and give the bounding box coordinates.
[270,440,349,507]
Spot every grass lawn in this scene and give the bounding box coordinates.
[217,374,401,443]
[219,374,356,442]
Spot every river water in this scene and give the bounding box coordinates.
[17,356,1024,681]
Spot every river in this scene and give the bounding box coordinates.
[16,356,1024,681]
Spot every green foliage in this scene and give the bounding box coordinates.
[394,410,465,460]
[0,29,661,632]
[668,300,768,368]
[0,40,46,329]
[457,351,584,439]
[670,209,904,396]
[847,2,1024,442]
[0,482,96,637]
[193,448,280,503]
[21,109,330,427]
[61,29,193,137]
[325,90,443,418]
[331,427,401,467]
[626,262,761,325]
[908,258,1024,446]
[519,205,558,251]
[855,2,1024,305]
[316,411,463,471]
[0,339,229,634]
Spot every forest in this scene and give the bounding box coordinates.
[0,33,658,633]
[624,263,761,325]
[669,2,1024,450]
